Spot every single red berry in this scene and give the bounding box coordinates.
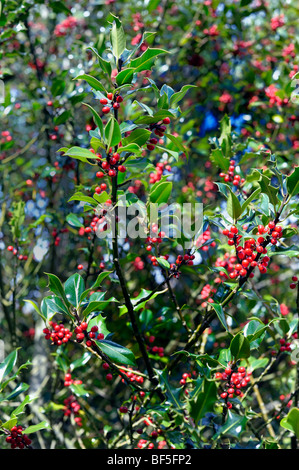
[76,332,85,342]
[119,406,128,413]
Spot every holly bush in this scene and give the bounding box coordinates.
[0,0,299,450]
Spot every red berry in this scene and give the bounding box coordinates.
[119,406,128,413]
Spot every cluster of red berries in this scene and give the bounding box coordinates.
[279,393,293,408]
[131,12,144,33]
[278,337,293,353]
[136,438,166,449]
[195,227,216,251]
[100,91,123,114]
[179,370,197,396]
[7,245,28,261]
[136,425,166,449]
[203,177,218,201]
[270,14,285,31]
[145,334,164,357]
[174,253,195,267]
[74,322,104,347]
[199,283,216,307]
[290,276,298,289]
[271,332,298,356]
[1,130,13,143]
[49,125,64,142]
[180,372,192,386]
[146,117,170,150]
[54,15,79,37]
[149,161,172,184]
[216,365,252,408]
[64,371,83,387]
[150,117,170,136]
[222,222,283,280]
[137,439,153,449]
[128,179,144,196]
[167,252,195,279]
[63,395,82,426]
[219,160,245,186]
[51,227,68,247]
[149,254,169,267]
[133,256,145,271]
[119,367,144,385]
[78,206,112,239]
[5,425,32,449]
[95,148,127,179]
[215,253,240,281]
[43,321,72,346]
[145,227,166,253]
[147,344,164,358]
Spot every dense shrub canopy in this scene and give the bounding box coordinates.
[0,0,299,450]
